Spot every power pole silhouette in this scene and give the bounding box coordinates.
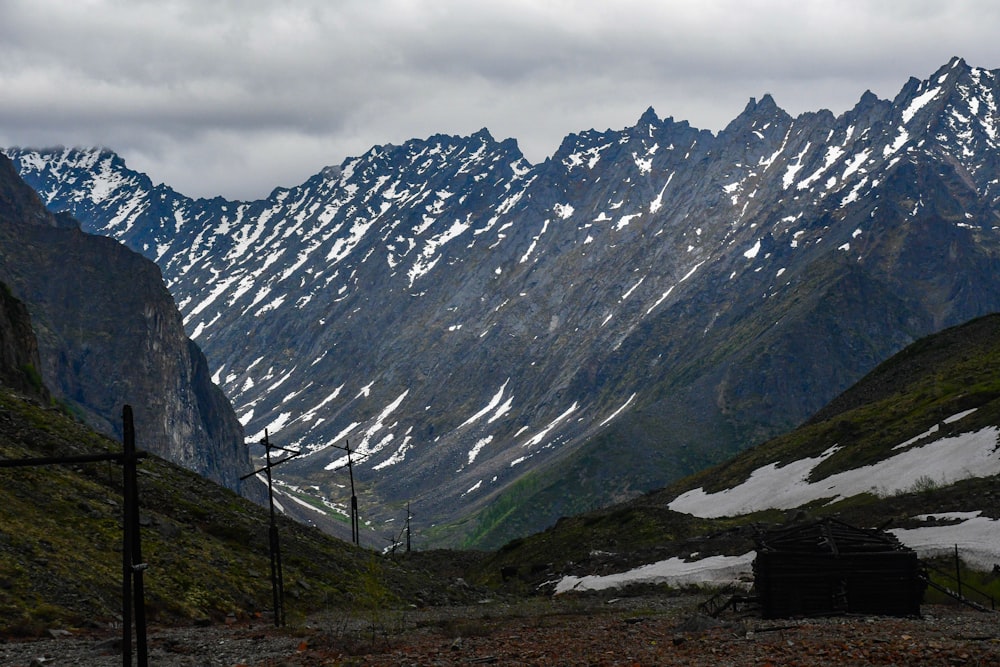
[240,430,300,627]
[406,501,412,553]
[384,502,413,556]
[330,440,368,545]
[121,405,148,666]
[0,404,149,667]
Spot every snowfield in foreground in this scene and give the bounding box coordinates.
[668,419,998,518]
[554,552,756,594]
[892,513,1000,570]
[564,417,1000,595]
[553,515,1000,593]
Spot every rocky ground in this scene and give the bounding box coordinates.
[3,594,1000,666]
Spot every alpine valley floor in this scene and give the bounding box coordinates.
[2,594,999,666]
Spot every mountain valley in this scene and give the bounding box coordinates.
[7,57,1000,548]
[5,271,1000,664]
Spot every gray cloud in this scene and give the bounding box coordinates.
[2,0,998,199]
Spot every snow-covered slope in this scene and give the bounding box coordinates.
[669,417,998,518]
[8,57,1000,547]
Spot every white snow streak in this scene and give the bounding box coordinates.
[459,380,511,429]
[520,403,579,448]
[902,87,941,124]
[599,393,637,427]
[467,436,494,465]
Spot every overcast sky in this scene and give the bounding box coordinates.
[1,0,998,200]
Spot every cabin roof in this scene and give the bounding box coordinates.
[755,517,909,556]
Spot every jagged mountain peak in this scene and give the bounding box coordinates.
[857,89,881,106]
[7,58,1000,548]
[887,57,997,132]
[842,89,893,129]
[719,93,794,144]
[743,93,780,114]
[737,92,787,118]
[636,105,660,128]
[470,126,497,142]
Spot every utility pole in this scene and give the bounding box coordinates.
[2,404,150,667]
[121,405,148,667]
[385,503,412,557]
[406,501,412,553]
[331,440,368,545]
[240,430,300,627]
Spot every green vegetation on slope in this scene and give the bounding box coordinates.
[0,389,473,635]
[660,313,1000,496]
[476,313,1000,591]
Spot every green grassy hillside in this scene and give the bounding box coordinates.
[0,389,474,635]
[667,312,1000,496]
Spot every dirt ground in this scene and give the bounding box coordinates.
[3,594,1000,666]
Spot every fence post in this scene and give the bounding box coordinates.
[955,544,962,600]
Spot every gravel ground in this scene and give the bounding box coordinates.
[3,597,1000,666]
[0,620,305,666]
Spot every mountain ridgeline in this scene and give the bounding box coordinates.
[0,154,254,493]
[7,57,1000,547]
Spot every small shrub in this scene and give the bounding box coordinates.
[353,556,402,647]
[2,603,71,637]
[19,363,44,393]
[909,475,939,494]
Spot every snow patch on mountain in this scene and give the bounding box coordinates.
[669,425,1000,518]
[519,403,579,450]
[599,393,637,427]
[459,379,512,429]
[325,390,410,470]
[467,436,494,466]
[902,86,942,124]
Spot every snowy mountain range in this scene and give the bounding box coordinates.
[7,57,1000,548]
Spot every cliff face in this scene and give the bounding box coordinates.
[0,154,253,492]
[0,282,47,400]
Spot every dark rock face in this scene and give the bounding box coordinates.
[7,58,1000,547]
[0,154,253,493]
[0,282,48,400]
